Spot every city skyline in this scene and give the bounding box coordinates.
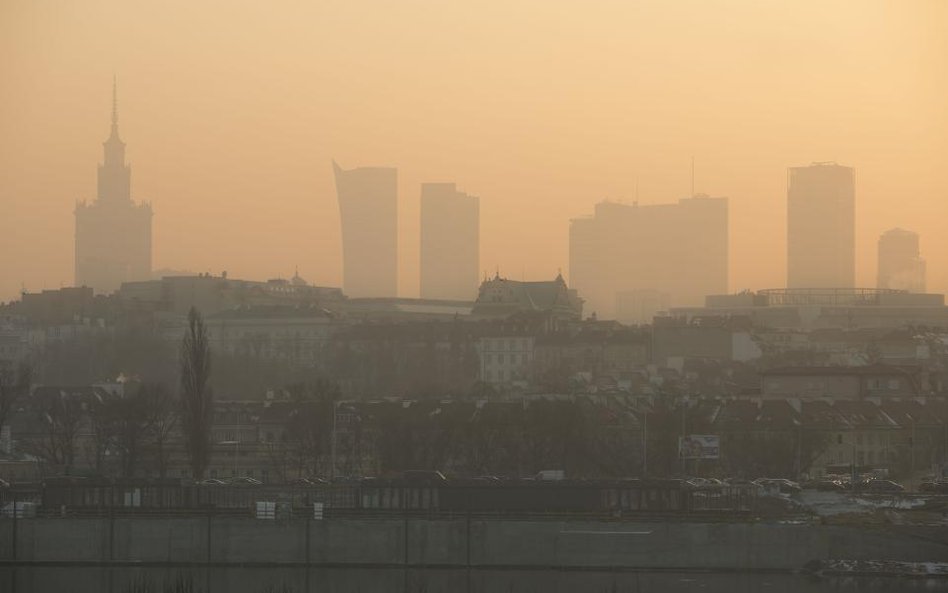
[3,4,948,587]
[1,1,946,304]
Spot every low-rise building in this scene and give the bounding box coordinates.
[761,365,923,400]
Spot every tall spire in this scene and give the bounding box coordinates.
[111,74,118,128]
[99,75,130,202]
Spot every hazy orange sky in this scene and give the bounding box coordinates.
[2,0,946,303]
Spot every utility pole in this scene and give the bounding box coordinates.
[331,400,338,481]
[642,409,648,477]
[911,420,917,489]
[680,396,688,475]
[851,433,857,486]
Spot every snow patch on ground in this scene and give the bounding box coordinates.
[797,491,925,516]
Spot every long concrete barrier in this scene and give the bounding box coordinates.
[1,517,946,570]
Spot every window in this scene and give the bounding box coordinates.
[498,353,505,364]
[888,379,900,390]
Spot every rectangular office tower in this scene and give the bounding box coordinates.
[420,183,479,300]
[333,161,398,298]
[787,162,855,289]
[569,195,728,320]
[878,228,926,292]
[75,82,152,294]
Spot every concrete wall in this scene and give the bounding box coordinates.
[1,517,946,570]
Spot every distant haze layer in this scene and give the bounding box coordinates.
[1,0,946,302]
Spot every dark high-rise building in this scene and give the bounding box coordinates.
[75,80,152,294]
[419,183,479,300]
[877,228,926,292]
[569,195,728,319]
[787,162,855,289]
[332,161,398,298]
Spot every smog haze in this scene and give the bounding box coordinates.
[2,0,946,301]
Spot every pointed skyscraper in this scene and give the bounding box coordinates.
[75,79,153,294]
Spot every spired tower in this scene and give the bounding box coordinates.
[75,79,153,294]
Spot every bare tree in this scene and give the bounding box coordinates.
[27,388,85,475]
[145,384,178,479]
[86,390,120,475]
[284,381,336,478]
[179,307,213,480]
[108,385,161,478]
[0,362,32,452]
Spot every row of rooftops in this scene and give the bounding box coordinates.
[17,384,948,433]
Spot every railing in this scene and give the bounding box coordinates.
[0,481,760,519]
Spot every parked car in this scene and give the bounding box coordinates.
[226,476,262,486]
[864,479,904,493]
[196,478,226,486]
[402,470,447,483]
[754,478,801,494]
[919,480,948,493]
[802,479,845,492]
